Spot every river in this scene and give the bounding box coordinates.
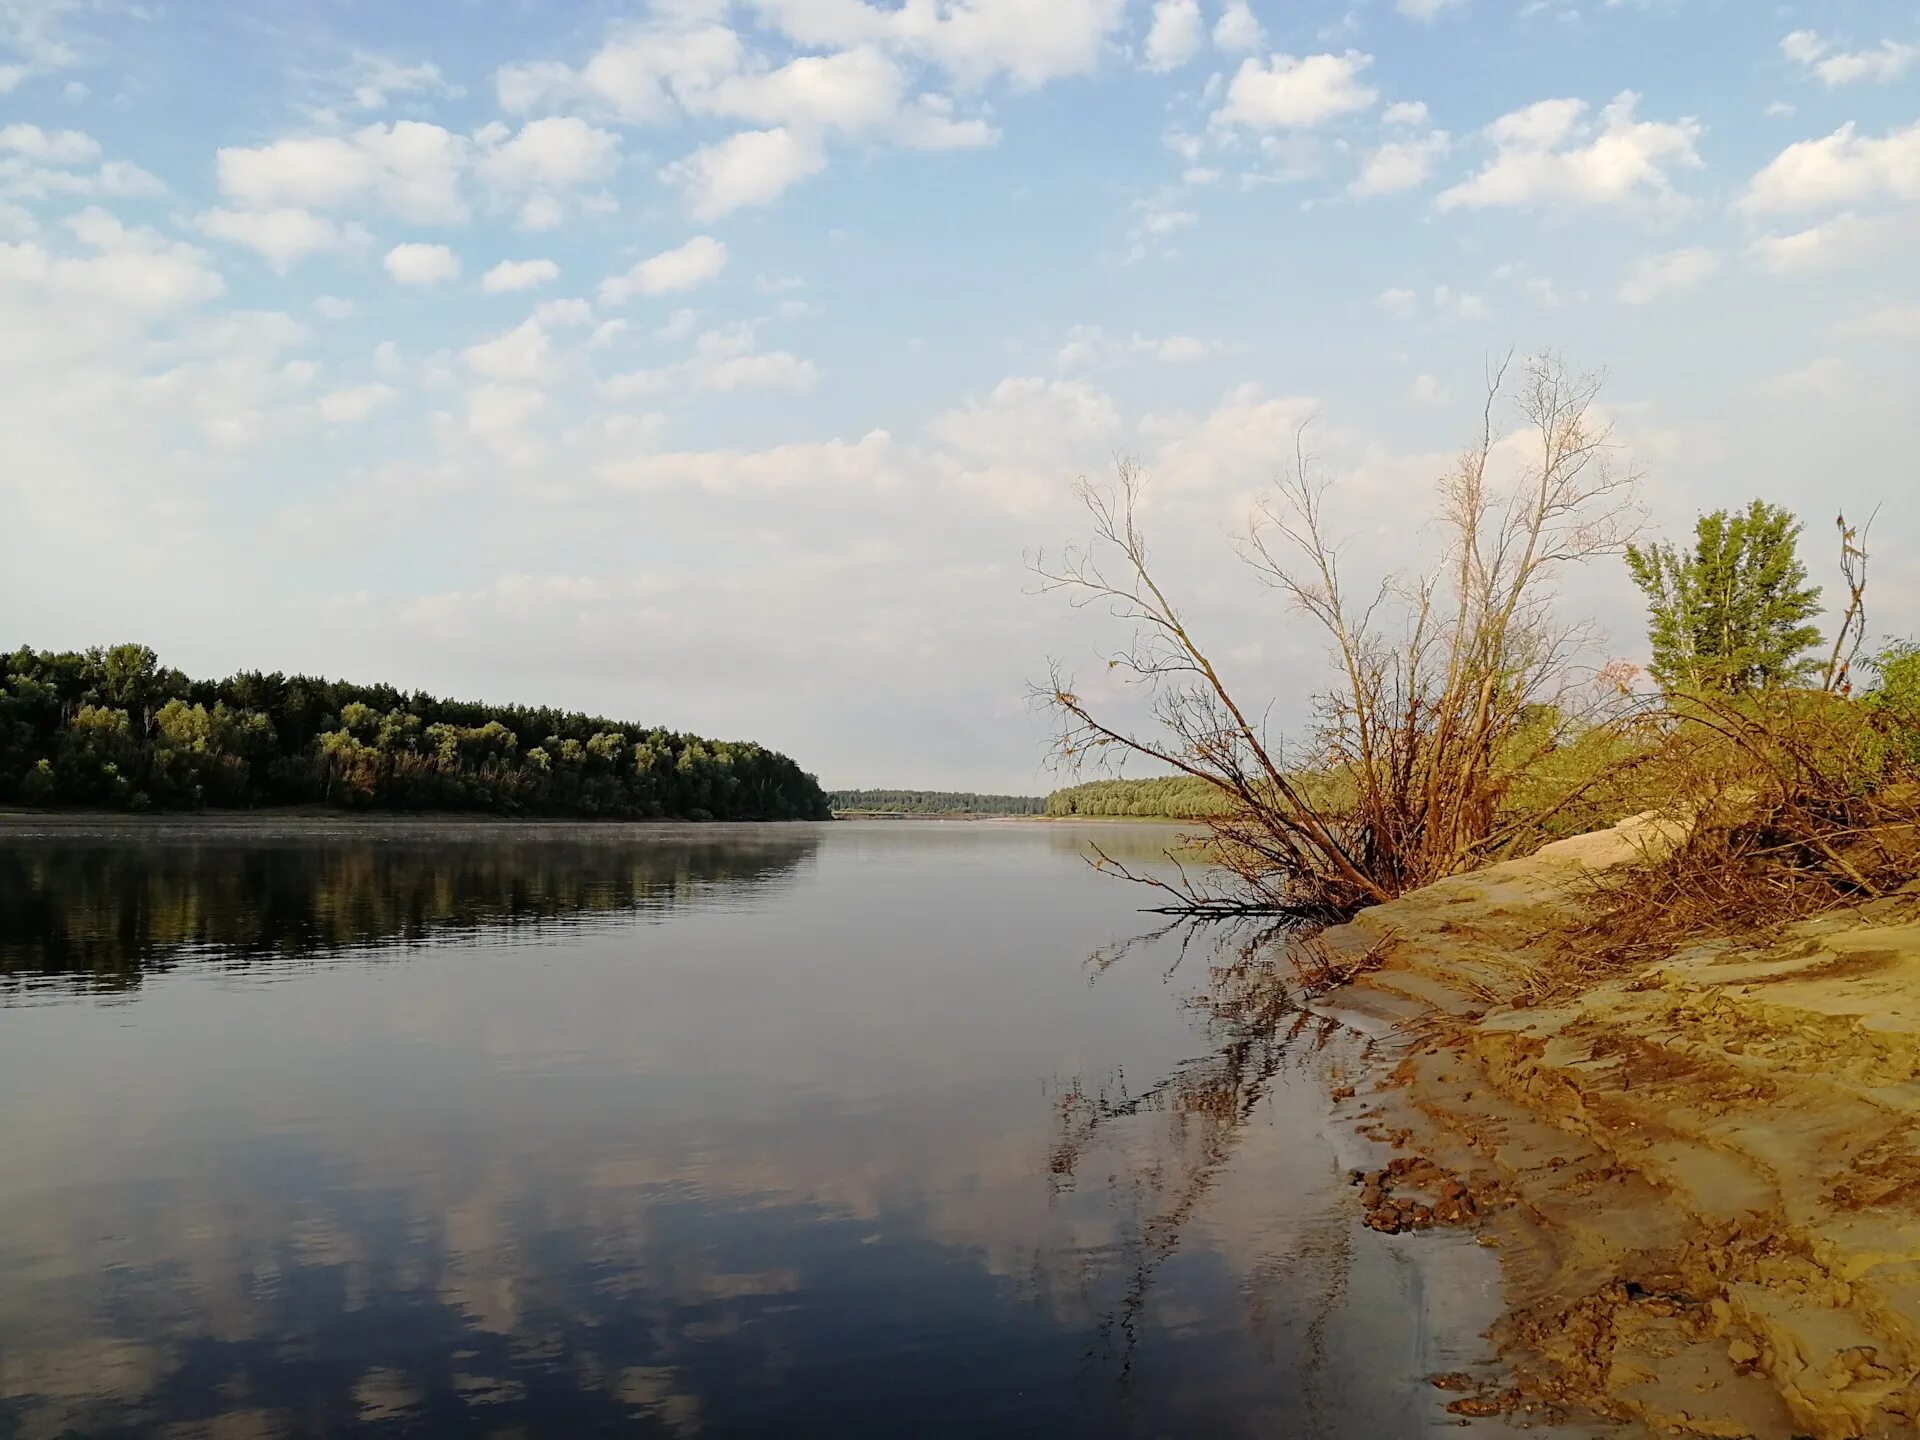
[0,818,1509,1438]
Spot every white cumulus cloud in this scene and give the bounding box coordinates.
[1437,92,1702,216]
[1617,246,1719,304]
[1213,52,1377,130]
[1350,130,1451,196]
[1741,121,1920,215]
[599,235,729,304]
[383,241,461,284]
[1212,1,1264,52]
[318,383,397,423]
[1779,30,1918,87]
[218,121,469,224]
[482,258,561,293]
[197,208,367,270]
[1143,0,1203,72]
[0,123,100,164]
[663,127,828,220]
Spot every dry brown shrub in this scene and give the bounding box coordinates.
[1575,688,1920,968]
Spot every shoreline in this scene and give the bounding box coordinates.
[0,806,828,827]
[1308,818,1920,1438]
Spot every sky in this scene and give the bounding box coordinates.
[2,0,1917,792]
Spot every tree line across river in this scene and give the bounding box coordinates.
[827,779,1225,818]
[0,645,831,821]
[0,642,1197,824]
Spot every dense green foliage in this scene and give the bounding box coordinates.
[0,644,830,820]
[828,789,1044,815]
[1861,642,1920,768]
[1625,500,1824,694]
[1044,776,1236,818]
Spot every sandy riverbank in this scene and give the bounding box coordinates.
[1311,816,1920,1438]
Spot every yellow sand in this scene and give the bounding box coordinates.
[1319,816,1920,1438]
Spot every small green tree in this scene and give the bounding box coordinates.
[1625,500,1823,694]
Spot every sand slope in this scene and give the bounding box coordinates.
[1318,816,1920,1438]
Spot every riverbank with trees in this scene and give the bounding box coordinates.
[0,646,830,821]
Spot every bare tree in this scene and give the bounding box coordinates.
[1822,509,1874,695]
[1032,352,1645,916]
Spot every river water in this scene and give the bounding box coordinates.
[0,819,1500,1438]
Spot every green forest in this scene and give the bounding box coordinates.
[829,789,1045,815]
[0,644,831,821]
[1044,776,1234,818]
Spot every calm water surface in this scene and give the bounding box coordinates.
[0,819,1474,1439]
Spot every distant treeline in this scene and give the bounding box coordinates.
[1044,777,1234,818]
[829,789,1045,815]
[0,644,831,821]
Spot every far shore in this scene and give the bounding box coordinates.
[0,807,823,829]
[0,807,1193,828]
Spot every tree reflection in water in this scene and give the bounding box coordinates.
[1045,917,1364,1422]
[0,825,819,991]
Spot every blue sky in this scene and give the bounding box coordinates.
[3,0,1917,790]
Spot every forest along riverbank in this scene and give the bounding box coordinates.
[1307,815,1920,1438]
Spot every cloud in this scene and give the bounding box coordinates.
[1748,211,1918,274]
[663,127,827,219]
[312,295,356,320]
[1123,195,1196,261]
[383,241,461,284]
[694,46,908,132]
[599,235,728,304]
[1839,303,1920,341]
[318,382,398,423]
[462,318,554,383]
[197,207,367,270]
[465,382,548,445]
[1350,130,1451,195]
[0,123,99,164]
[603,325,820,397]
[1437,92,1702,216]
[1617,245,1718,304]
[1143,0,1203,72]
[1053,325,1217,370]
[894,94,998,149]
[1373,284,1482,320]
[596,430,895,494]
[1741,121,1920,215]
[533,297,593,328]
[496,21,747,122]
[0,155,167,203]
[1398,0,1464,20]
[1491,261,1562,306]
[1779,30,1917,87]
[0,124,166,205]
[345,55,458,110]
[482,258,561,293]
[927,375,1121,511]
[0,208,225,315]
[1431,284,1485,320]
[1213,52,1377,130]
[746,0,1127,88]
[491,15,1002,226]
[474,116,620,191]
[1212,1,1264,52]
[217,121,469,224]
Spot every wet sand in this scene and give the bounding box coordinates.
[1312,817,1920,1438]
